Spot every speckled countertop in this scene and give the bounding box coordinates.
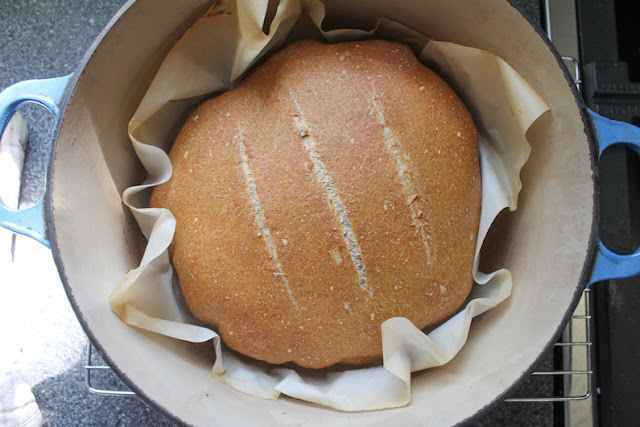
[0,1,555,425]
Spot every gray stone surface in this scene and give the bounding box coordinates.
[0,1,555,425]
[0,0,130,207]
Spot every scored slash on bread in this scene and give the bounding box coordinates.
[150,39,481,369]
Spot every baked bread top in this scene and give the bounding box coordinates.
[150,39,481,369]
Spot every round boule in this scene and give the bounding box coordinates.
[150,39,481,369]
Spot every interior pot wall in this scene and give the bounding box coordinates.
[49,0,595,425]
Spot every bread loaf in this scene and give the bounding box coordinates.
[150,39,481,369]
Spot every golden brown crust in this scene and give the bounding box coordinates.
[150,39,481,369]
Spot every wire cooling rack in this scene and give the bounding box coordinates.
[505,288,594,403]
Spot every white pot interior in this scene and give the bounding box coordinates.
[50,0,595,425]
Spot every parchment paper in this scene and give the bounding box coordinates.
[109,0,549,411]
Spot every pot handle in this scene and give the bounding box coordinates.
[0,75,71,249]
[588,109,640,285]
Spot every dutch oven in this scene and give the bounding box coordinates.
[1,0,640,425]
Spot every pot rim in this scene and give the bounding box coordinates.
[453,0,601,425]
[43,0,600,425]
[44,0,189,425]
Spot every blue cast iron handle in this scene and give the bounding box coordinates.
[0,75,71,248]
[588,109,640,285]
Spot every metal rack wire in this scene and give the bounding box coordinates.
[85,343,134,396]
[505,288,594,402]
